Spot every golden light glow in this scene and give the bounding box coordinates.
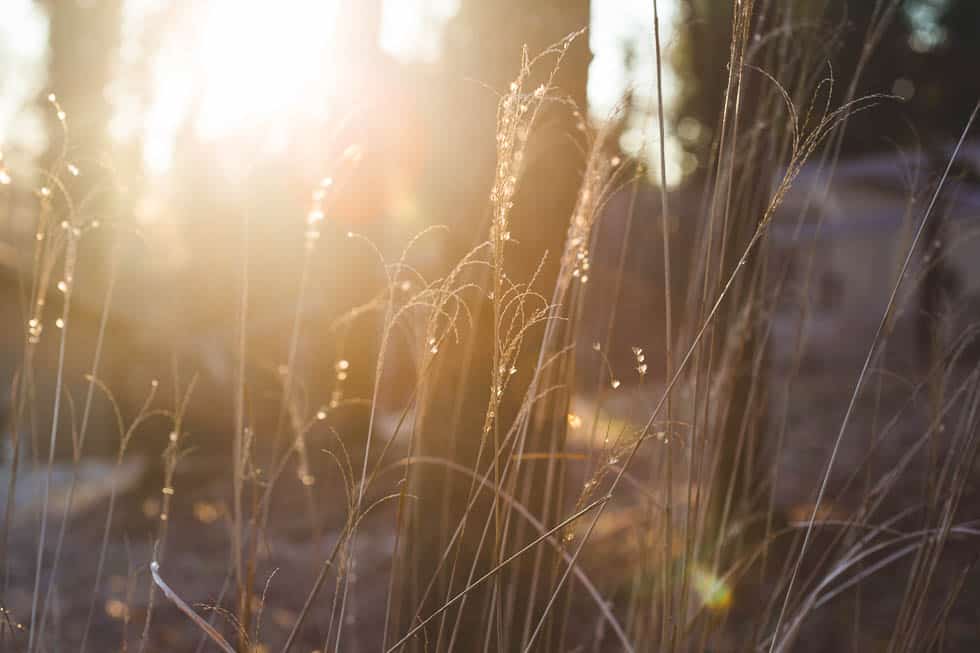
[104,599,128,620]
[114,0,339,176]
[691,566,733,612]
[193,1,336,137]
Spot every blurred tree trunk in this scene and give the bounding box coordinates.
[704,41,769,583]
[400,2,591,650]
[675,0,791,572]
[47,0,122,153]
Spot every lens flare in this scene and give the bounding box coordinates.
[692,566,732,611]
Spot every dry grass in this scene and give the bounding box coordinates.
[2,2,980,652]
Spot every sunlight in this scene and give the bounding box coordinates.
[193,0,337,139]
[112,0,681,181]
[0,0,49,174]
[113,0,339,176]
[380,0,459,62]
[589,0,687,186]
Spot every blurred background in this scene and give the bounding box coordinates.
[2,1,980,650]
[1,0,978,372]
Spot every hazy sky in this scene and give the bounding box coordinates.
[0,0,678,179]
[0,0,50,170]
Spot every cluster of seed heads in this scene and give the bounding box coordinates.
[304,176,333,248]
[570,247,591,283]
[27,318,43,344]
[330,360,349,406]
[632,346,647,376]
[0,605,25,631]
[562,150,618,289]
[48,93,66,122]
[314,357,351,421]
[489,74,549,249]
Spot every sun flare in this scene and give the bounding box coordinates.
[113,0,339,175]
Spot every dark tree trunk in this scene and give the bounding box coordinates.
[399,2,592,650]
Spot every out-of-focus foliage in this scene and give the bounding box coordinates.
[671,0,980,175]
